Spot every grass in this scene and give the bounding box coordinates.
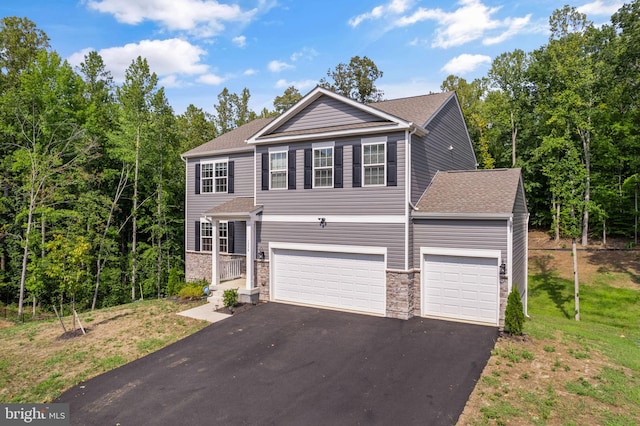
[460,251,640,425]
[0,299,209,403]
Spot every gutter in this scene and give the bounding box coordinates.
[412,212,514,220]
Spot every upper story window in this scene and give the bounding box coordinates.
[363,142,386,186]
[270,151,287,189]
[313,147,333,188]
[201,161,227,193]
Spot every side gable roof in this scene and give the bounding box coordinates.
[370,92,454,128]
[181,117,275,158]
[414,168,526,216]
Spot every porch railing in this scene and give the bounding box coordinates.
[219,258,243,282]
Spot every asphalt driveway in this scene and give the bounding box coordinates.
[57,303,497,425]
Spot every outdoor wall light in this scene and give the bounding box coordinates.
[318,217,327,228]
[500,262,507,275]
[259,251,265,260]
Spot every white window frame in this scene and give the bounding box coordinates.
[362,141,386,187]
[219,220,229,254]
[269,150,288,190]
[312,143,334,188]
[201,159,228,194]
[201,221,213,252]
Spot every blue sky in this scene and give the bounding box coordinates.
[0,0,625,115]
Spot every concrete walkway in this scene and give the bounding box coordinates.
[177,303,231,323]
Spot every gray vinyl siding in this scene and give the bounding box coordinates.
[512,213,528,301]
[412,219,508,267]
[412,97,477,203]
[256,222,406,270]
[274,96,386,134]
[256,132,406,215]
[185,151,254,251]
[233,221,247,255]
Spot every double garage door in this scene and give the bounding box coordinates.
[271,246,386,315]
[422,251,500,325]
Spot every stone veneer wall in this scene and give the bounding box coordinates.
[498,275,508,329]
[256,260,270,301]
[385,271,416,320]
[185,251,211,283]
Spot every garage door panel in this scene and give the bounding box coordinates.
[423,253,498,325]
[273,248,386,315]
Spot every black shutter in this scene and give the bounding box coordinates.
[195,163,201,194]
[228,222,235,254]
[261,152,269,191]
[304,148,312,189]
[228,161,234,194]
[194,221,200,251]
[387,141,397,187]
[288,149,296,190]
[334,146,343,188]
[352,144,362,188]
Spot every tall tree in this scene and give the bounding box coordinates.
[273,86,302,114]
[319,56,384,103]
[0,17,50,92]
[112,56,159,300]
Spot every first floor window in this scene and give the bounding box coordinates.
[313,147,333,187]
[270,151,287,189]
[201,222,213,251]
[363,142,385,186]
[219,221,228,253]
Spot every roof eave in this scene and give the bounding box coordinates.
[182,146,254,159]
[412,212,513,220]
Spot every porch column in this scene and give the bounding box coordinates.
[245,219,254,290]
[211,219,220,286]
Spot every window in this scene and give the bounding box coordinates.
[219,221,228,253]
[201,222,213,252]
[313,147,333,187]
[363,143,385,186]
[270,151,287,189]
[201,161,227,193]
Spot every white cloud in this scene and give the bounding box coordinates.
[86,0,260,38]
[159,74,182,88]
[290,47,319,62]
[232,35,247,47]
[243,68,258,76]
[268,60,294,73]
[275,78,317,91]
[348,0,413,27]
[441,54,491,74]
[68,38,209,83]
[197,73,225,85]
[392,0,532,48]
[577,1,624,16]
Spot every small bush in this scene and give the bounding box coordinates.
[177,284,205,300]
[167,267,186,296]
[504,286,525,335]
[223,288,239,308]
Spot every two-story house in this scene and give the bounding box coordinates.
[182,87,528,326]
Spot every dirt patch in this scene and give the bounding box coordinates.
[215,303,259,315]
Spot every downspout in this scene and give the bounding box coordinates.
[181,155,188,276]
[406,125,418,272]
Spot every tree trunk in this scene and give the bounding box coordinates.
[17,189,36,318]
[511,111,517,167]
[580,129,591,247]
[602,218,606,246]
[573,238,580,321]
[132,126,140,301]
[554,201,560,242]
[635,187,638,246]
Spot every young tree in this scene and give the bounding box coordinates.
[319,56,384,103]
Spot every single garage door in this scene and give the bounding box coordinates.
[423,254,499,325]
[272,247,386,315]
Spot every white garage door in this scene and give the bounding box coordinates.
[272,247,386,315]
[423,254,499,325]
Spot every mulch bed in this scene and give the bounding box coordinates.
[214,302,260,315]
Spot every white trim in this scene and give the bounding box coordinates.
[199,218,214,253]
[312,145,334,188]
[362,140,387,187]
[524,213,530,316]
[507,217,513,293]
[413,212,513,220]
[200,158,229,194]
[268,150,288,190]
[248,125,416,144]
[261,214,406,224]
[270,242,387,256]
[312,141,335,149]
[420,247,501,325]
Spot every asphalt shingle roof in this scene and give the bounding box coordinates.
[416,168,523,215]
[205,197,262,218]
[371,92,454,127]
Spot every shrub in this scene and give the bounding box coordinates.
[177,284,205,300]
[223,288,239,308]
[504,286,525,335]
[167,267,186,296]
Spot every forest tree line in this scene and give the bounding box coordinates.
[0,2,638,317]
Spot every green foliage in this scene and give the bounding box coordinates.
[504,287,525,335]
[166,267,185,296]
[177,284,205,300]
[319,56,384,103]
[223,288,239,308]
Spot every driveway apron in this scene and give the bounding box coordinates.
[57,302,498,425]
